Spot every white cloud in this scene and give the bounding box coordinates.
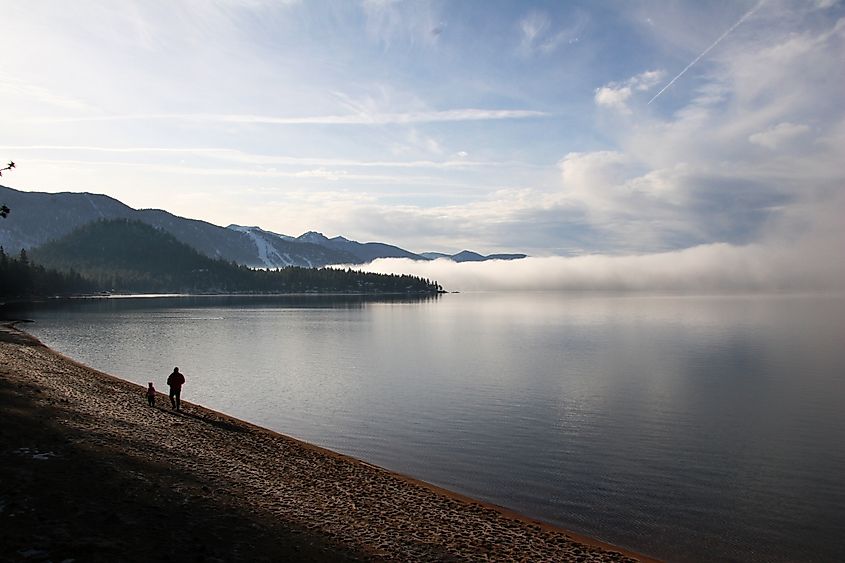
[353,189,845,293]
[394,129,443,156]
[519,11,551,52]
[574,7,845,260]
[749,122,811,150]
[594,87,633,113]
[292,168,348,180]
[646,1,765,105]
[518,9,586,56]
[0,144,523,172]
[24,109,548,126]
[0,74,95,113]
[631,70,665,91]
[558,151,638,211]
[361,0,444,47]
[594,70,664,113]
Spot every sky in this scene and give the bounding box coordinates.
[1,0,844,272]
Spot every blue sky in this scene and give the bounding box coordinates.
[2,0,844,259]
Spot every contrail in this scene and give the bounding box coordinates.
[648,0,764,105]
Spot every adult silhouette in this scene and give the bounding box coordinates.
[167,367,186,411]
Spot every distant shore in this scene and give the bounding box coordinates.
[1,290,445,306]
[0,322,652,562]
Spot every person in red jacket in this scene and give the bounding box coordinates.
[166,367,186,411]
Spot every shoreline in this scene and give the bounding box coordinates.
[1,322,656,562]
[0,290,444,307]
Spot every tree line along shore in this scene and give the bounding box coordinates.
[1,219,443,299]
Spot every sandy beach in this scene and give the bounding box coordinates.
[1,322,652,562]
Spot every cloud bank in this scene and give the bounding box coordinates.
[353,237,845,293]
[352,185,845,293]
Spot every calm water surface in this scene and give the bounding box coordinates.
[11,293,845,562]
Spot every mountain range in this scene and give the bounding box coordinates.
[0,185,525,268]
[22,219,440,295]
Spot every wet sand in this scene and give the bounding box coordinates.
[0,323,654,562]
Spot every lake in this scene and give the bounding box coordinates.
[8,292,845,562]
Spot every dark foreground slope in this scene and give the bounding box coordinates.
[0,326,364,563]
[0,324,648,562]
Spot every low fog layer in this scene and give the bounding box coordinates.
[353,246,841,293]
[349,147,845,292]
[350,214,845,292]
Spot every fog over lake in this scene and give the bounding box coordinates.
[14,292,845,562]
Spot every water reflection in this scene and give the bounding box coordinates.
[7,292,845,563]
[2,292,441,317]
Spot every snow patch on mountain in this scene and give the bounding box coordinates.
[228,225,292,268]
[298,231,330,245]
